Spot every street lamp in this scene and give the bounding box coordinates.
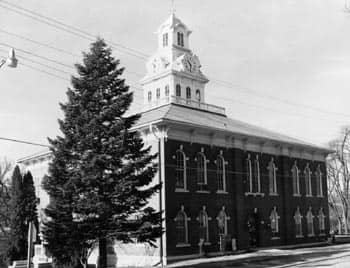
[0,48,18,69]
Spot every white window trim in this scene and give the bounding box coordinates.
[174,206,191,246]
[173,145,188,191]
[294,207,304,238]
[270,206,280,238]
[196,148,208,186]
[291,162,301,196]
[246,154,253,194]
[304,164,313,197]
[216,206,230,236]
[255,155,261,193]
[316,166,324,197]
[267,158,278,195]
[215,152,227,193]
[306,208,315,237]
[318,208,326,235]
[197,206,211,244]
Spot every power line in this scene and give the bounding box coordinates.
[0,137,49,148]
[0,1,148,60]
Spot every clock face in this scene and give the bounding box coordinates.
[182,55,198,73]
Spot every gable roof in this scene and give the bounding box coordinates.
[134,103,330,153]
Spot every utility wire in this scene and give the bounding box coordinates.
[0,2,148,60]
[2,2,348,119]
[0,137,49,148]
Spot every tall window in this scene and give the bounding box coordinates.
[217,206,230,235]
[306,207,314,236]
[304,164,312,196]
[165,85,169,97]
[246,154,253,193]
[162,33,168,47]
[318,208,325,234]
[186,87,191,99]
[198,206,209,242]
[174,146,186,190]
[177,32,184,47]
[216,153,226,192]
[147,91,152,102]
[294,207,303,238]
[253,155,261,193]
[268,157,278,195]
[292,161,300,196]
[316,165,323,197]
[176,84,181,97]
[175,206,190,245]
[196,89,201,102]
[156,88,160,99]
[196,149,207,187]
[270,206,280,237]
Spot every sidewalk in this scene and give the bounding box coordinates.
[166,241,331,267]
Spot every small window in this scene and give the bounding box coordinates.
[198,206,209,243]
[253,155,261,193]
[165,85,169,97]
[268,157,278,195]
[246,154,253,193]
[316,165,323,197]
[306,207,314,236]
[294,207,303,238]
[304,164,312,196]
[197,151,207,186]
[217,206,230,235]
[175,206,190,245]
[176,84,181,97]
[216,154,226,192]
[196,89,201,102]
[156,88,160,99]
[177,32,184,47]
[186,87,191,99]
[318,208,325,234]
[163,33,168,47]
[270,207,280,237]
[292,161,300,196]
[147,91,152,102]
[174,147,186,190]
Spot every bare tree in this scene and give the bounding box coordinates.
[0,159,12,237]
[328,127,350,234]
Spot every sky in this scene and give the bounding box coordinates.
[0,0,350,163]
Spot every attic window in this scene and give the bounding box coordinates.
[177,32,184,47]
[163,33,168,47]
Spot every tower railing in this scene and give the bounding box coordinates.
[144,96,226,115]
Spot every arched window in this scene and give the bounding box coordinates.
[176,84,181,97]
[270,206,280,237]
[268,157,278,195]
[186,87,191,99]
[318,208,325,234]
[197,206,209,242]
[196,149,207,187]
[174,146,187,191]
[253,155,261,193]
[165,85,169,97]
[306,207,314,236]
[177,32,184,47]
[196,89,201,102]
[316,165,323,197]
[246,154,253,193]
[175,206,190,245]
[292,161,300,196]
[304,164,312,196]
[217,206,230,235]
[162,33,168,47]
[147,91,152,102]
[156,88,160,99]
[294,207,303,238]
[216,153,226,192]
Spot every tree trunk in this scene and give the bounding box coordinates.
[344,207,349,234]
[98,237,107,268]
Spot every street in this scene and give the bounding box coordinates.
[168,243,350,268]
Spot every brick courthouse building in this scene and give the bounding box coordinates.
[19,12,331,267]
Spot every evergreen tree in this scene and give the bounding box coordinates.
[43,39,162,268]
[22,172,39,242]
[7,166,26,262]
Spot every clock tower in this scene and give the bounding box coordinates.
[141,12,209,110]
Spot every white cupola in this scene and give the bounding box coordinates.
[141,12,209,111]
